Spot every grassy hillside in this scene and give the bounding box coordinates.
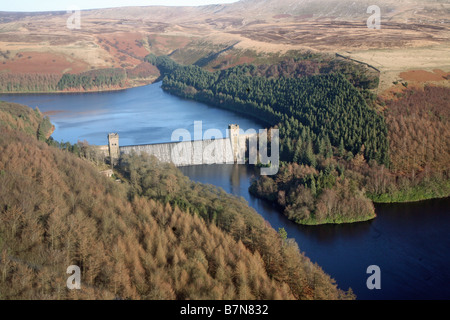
[0,103,353,300]
[1,0,448,95]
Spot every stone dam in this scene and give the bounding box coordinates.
[97,125,260,167]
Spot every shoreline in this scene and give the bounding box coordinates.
[0,79,158,96]
[162,83,450,217]
[371,193,450,205]
[4,77,449,213]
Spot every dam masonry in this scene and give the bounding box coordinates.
[101,125,258,167]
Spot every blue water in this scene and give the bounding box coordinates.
[180,165,450,300]
[0,82,264,146]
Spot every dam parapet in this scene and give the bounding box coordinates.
[105,125,258,167]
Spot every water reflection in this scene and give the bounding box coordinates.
[180,164,450,300]
[0,82,264,146]
[298,220,374,244]
[3,82,449,299]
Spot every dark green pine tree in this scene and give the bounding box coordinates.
[310,176,317,196]
[325,135,333,159]
[317,137,326,156]
[293,138,303,164]
[303,141,317,168]
[338,137,346,157]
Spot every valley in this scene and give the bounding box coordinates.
[0,0,449,302]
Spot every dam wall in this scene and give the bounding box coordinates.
[119,134,257,167]
[99,125,260,167]
[93,145,110,158]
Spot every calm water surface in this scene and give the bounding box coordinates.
[0,82,264,146]
[2,82,449,300]
[180,164,450,300]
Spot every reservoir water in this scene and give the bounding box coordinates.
[2,82,449,300]
[180,164,450,300]
[0,83,264,146]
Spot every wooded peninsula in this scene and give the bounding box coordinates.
[148,53,450,225]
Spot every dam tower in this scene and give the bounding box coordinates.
[229,124,240,163]
[108,133,120,163]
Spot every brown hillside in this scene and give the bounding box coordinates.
[0,103,351,300]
